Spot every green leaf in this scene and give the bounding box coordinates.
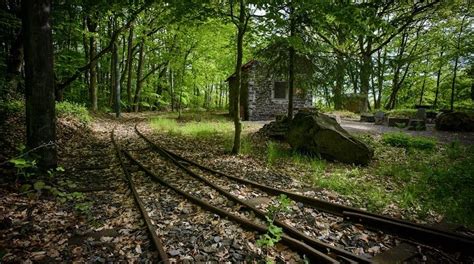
[34,181,46,191]
[20,184,32,192]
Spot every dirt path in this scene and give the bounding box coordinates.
[245,119,474,145]
[340,120,474,145]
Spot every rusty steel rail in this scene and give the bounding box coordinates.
[135,126,370,263]
[122,150,339,264]
[111,127,169,264]
[135,125,474,255]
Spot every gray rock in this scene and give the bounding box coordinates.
[287,112,374,165]
[360,113,375,123]
[388,117,409,127]
[435,112,474,132]
[374,111,385,125]
[168,249,180,257]
[415,108,427,120]
[408,119,426,131]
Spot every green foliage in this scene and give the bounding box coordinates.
[9,157,37,179]
[56,101,92,124]
[0,99,24,114]
[151,114,233,138]
[253,135,474,227]
[382,132,437,150]
[256,194,292,254]
[386,109,417,118]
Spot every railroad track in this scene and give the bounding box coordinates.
[111,123,474,263]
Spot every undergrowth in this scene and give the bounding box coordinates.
[382,132,437,150]
[263,136,474,228]
[0,99,91,124]
[56,101,91,124]
[150,112,474,228]
[151,114,254,155]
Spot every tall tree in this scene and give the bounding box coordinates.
[228,0,251,154]
[22,0,57,168]
[86,14,98,111]
[450,14,467,111]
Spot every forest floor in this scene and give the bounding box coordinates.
[1,110,473,263]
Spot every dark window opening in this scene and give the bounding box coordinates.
[274,81,287,99]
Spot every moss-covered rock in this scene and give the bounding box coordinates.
[287,112,373,165]
[435,112,474,132]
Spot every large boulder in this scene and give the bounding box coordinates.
[287,112,374,165]
[435,112,474,132]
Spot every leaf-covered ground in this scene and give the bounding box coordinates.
[1,111,473,263]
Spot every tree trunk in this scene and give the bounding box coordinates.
[419,74,427,105]
[359,36,372,112]
[433,50,444,108]
[231,0,246,155]
[385,32,409,109]
[334,51,344,110]
[169,67,174,111]
[450,15,466,111]
[288,5,296,119]
[375,49,386,109]
[126,24,134,106]
[133,40,145,112]
[112,42,121,117]
[22,0,57,169]
[87,16,98,111]
[6,30,23,97]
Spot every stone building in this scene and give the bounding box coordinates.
[226,60,313,121]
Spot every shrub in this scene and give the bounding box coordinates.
[56,101,91,124]
[382,132,436,150]
[0,99,24,114]
[386,109,417,118]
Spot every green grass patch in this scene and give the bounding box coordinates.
[151,116,233,138]
[260,136,474,228]
[0,99,24,114]
[151,113,255,155]
[382,132,437,150]
[56,101,92,124]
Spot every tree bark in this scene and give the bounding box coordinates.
[433,50,444,108]
[125,24,134,106]
[334,51,344,110]
[133,39,145,112]
[22,0,57,169]
[359,36,372,112]
[56,3,149,91]
[6,30,23,97]
[450,15,466,111]
[419,73,427,105]
[112,42,121,117]
[86,15,98,111]
[231,0,247,154]
[288,4,296,119]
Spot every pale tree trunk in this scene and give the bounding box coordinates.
[133,39,144,112]
[359,36,372,112]
[375,49,386,109]
[334,52,344,110]
[288,4,295,119]
[112,41,121,117]
[87,15,98,111]
[334,31,346,110]
[125,24,134,106]
[433,50,444,108]
[419,73,427,105]
[451,15,466,111]
[23,0,57,169]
